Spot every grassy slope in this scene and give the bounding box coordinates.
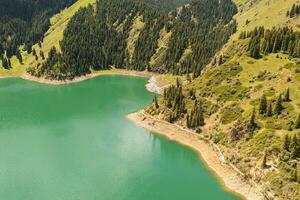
[233,0,300,39]
[144,0,300,199]
[127,15,145,62]
[149,27,172,66]
[170,0,300,198]
[0,0,96,77]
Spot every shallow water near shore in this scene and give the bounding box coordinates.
[0,76,240,200]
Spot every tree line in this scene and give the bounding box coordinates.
[239,26,300,59]
[286,4,300,18]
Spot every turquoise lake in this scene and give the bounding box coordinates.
[0,76,240,200]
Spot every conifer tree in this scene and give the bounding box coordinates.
[274,95,283,115]
[261,150,267,169]
[154,95,159,109]
[259,94,267,114]
[32,48,36,56]
[290,134,300,159]
[7,58,11,68]
[295,113,300,129]
[283,88,290,102]
[186,114,190,128]
[16,50,22,64]
[267,103,273,117]
[283,134,291,151]
[188,101,205,128]
[40,51,45,60]
[290,4,296,18]
[249,108,256,129]
[1,57,8,69]
[218,55,223,66]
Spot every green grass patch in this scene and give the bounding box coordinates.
[220,103,244,124]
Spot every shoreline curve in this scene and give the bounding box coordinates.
[126,110,265,200]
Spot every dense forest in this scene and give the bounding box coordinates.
[239,26,300,59]
[28,0,237,80]
[0,0,76,69]
[138,0,192,10]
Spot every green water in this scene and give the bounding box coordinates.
[0,76,239,200]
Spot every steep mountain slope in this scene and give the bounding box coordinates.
[26,0,237,80]
[146,0,300,199]
[0,0,96,77]
[0,0,77,68]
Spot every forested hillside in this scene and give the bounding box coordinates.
[27,0,237,80]
[146,0,300,199]
[0,0,76,69]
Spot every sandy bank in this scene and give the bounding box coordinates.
[20,69,153,86]
[127,110,265,200]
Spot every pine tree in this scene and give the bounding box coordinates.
[261,150,267,169]
[283,88,290,102]
[1,57,8,69]
[249,108,256,129]
[154,95,159,109]
[290,134,300,159]
[32,48,36,56]
[40,51,45,60]
[189,101,205,128]
[290,4,296,18]
[267,103,273,117]
[274,95,283,115]
[7,58,11,68]
[186,114,190,128]
[218,55,223,66]
[16,50,22,64]
[259,94,267,114]
[283,134,290,151]
[295,113,300,129]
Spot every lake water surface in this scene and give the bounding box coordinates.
[0,76,240,200]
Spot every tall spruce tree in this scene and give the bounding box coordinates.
[274,95,283,115]
[261,150,268,169]
[283,134,291,151]
[283,88,290,102]
[249,108,256,129]
[267,103,273,117]
[259,94,267,114]
[295,113,300,129]
[290,134,300,159]
[154,95,159,109]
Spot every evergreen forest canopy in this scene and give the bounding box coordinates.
[0,0,76,69]
[239,26,300,59]
[287,3,300,18]
[28,0,237,80]
[136,0,193,10]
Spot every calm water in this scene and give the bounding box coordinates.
[0,76,239,200]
